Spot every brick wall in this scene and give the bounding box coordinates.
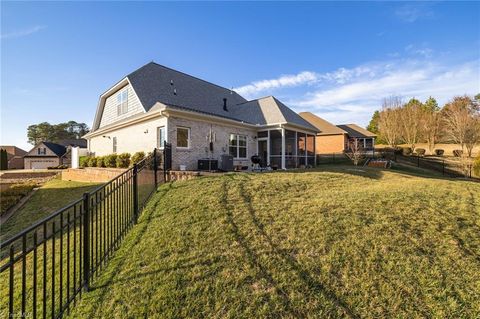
[315,134,346,154]
[168,116,257,170]
[61,168,126,183]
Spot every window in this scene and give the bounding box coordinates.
[112,137,117,153]
[176,127,190,148]
[116,90,128,116]
[37,147,46,155]
[157,126,166,148]
[229,134,247,159]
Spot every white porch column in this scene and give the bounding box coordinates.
[281,128,286,170]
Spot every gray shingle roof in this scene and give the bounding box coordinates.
[127,62,247,116]
[337,124,377,138]
[229,97,318,130]
[92,62,319,133]
[42,142,67,157]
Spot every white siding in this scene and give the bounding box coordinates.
[99,84,144,128]
[89,116,168,156]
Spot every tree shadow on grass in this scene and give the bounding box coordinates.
[221,175,360,318]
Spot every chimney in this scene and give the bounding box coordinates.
[223,98,228,111]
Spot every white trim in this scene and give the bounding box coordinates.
[157,126,166,149]
[176,126,191,149]
[229,133,248,160]
[281,128,286,170]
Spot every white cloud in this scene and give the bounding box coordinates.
[1,25,46,40]
[233,57,479,127]
[234,71,318,97]
[291,59,479,126]
[395,4,435,23]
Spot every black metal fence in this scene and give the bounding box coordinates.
[1,145,171,319]
[376,150,475,179]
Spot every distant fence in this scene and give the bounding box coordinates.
[375,150,475,179]
[316,153,350,165]
[1,144,172,319]
[316,149,476,179]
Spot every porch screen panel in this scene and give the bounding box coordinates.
[269,129,282,169]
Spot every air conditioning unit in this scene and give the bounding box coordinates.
[218,154,234,172]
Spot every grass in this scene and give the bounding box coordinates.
[0,182,39,217]
[1,178,101,242]
[63,166,480,318]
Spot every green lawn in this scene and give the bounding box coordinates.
[65,166,480,318]
[1,178,101,242]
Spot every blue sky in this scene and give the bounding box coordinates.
[1,1,479,150]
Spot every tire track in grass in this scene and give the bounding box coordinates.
[234,174,359,319]
[219,177,305,318]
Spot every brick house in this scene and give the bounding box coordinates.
[299,112,376,154]
[24,140,87,169]
[0,146,27,169]
[83,62,319,170]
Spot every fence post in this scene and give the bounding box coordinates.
[82,192,90,291]
[163,141,167,182]
[153,148,158,187]
[133,163,139,223]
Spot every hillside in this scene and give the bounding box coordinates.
[68,167,480,318]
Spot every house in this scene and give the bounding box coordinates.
[299,112,376,154]
[84,62,318,170]
[24,139,87,169]
[0,146,27,169]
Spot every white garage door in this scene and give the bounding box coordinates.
[30,160,56,169]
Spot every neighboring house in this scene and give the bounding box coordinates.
[0,146,27,169]
[24,140,87,169]
[299,112,376,154]
[84,62,318,170]
[336,124,377,152]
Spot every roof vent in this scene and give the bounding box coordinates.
[223,98,228,111]
[173,88,177,95]
[170,80,174,85]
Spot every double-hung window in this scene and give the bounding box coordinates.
[37,147,46,155]
[116,90,128,116]
[229,134,247,159]
[157,126,166,148]
[176,127,190,148]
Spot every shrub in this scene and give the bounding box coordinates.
[104,154,118,168]
[131,152,145,165]
[474,155,480,177]
[88,157,97,167]
[434,149,444,156]
[116,153,131,168]
[79,156,90,168]
[453,150,463,157]
[415,148,426,156]
[401,147,412,156]
[96,156,105,168]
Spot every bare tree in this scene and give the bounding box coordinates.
[378,96,403,148]
[400,98,424,153]
[442,96,479,157]
[345,138,364,166]
[422,97,442,154]
[465,115,480,157]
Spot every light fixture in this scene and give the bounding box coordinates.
[144,129,149,134]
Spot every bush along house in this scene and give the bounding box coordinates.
[83,62,318,171]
